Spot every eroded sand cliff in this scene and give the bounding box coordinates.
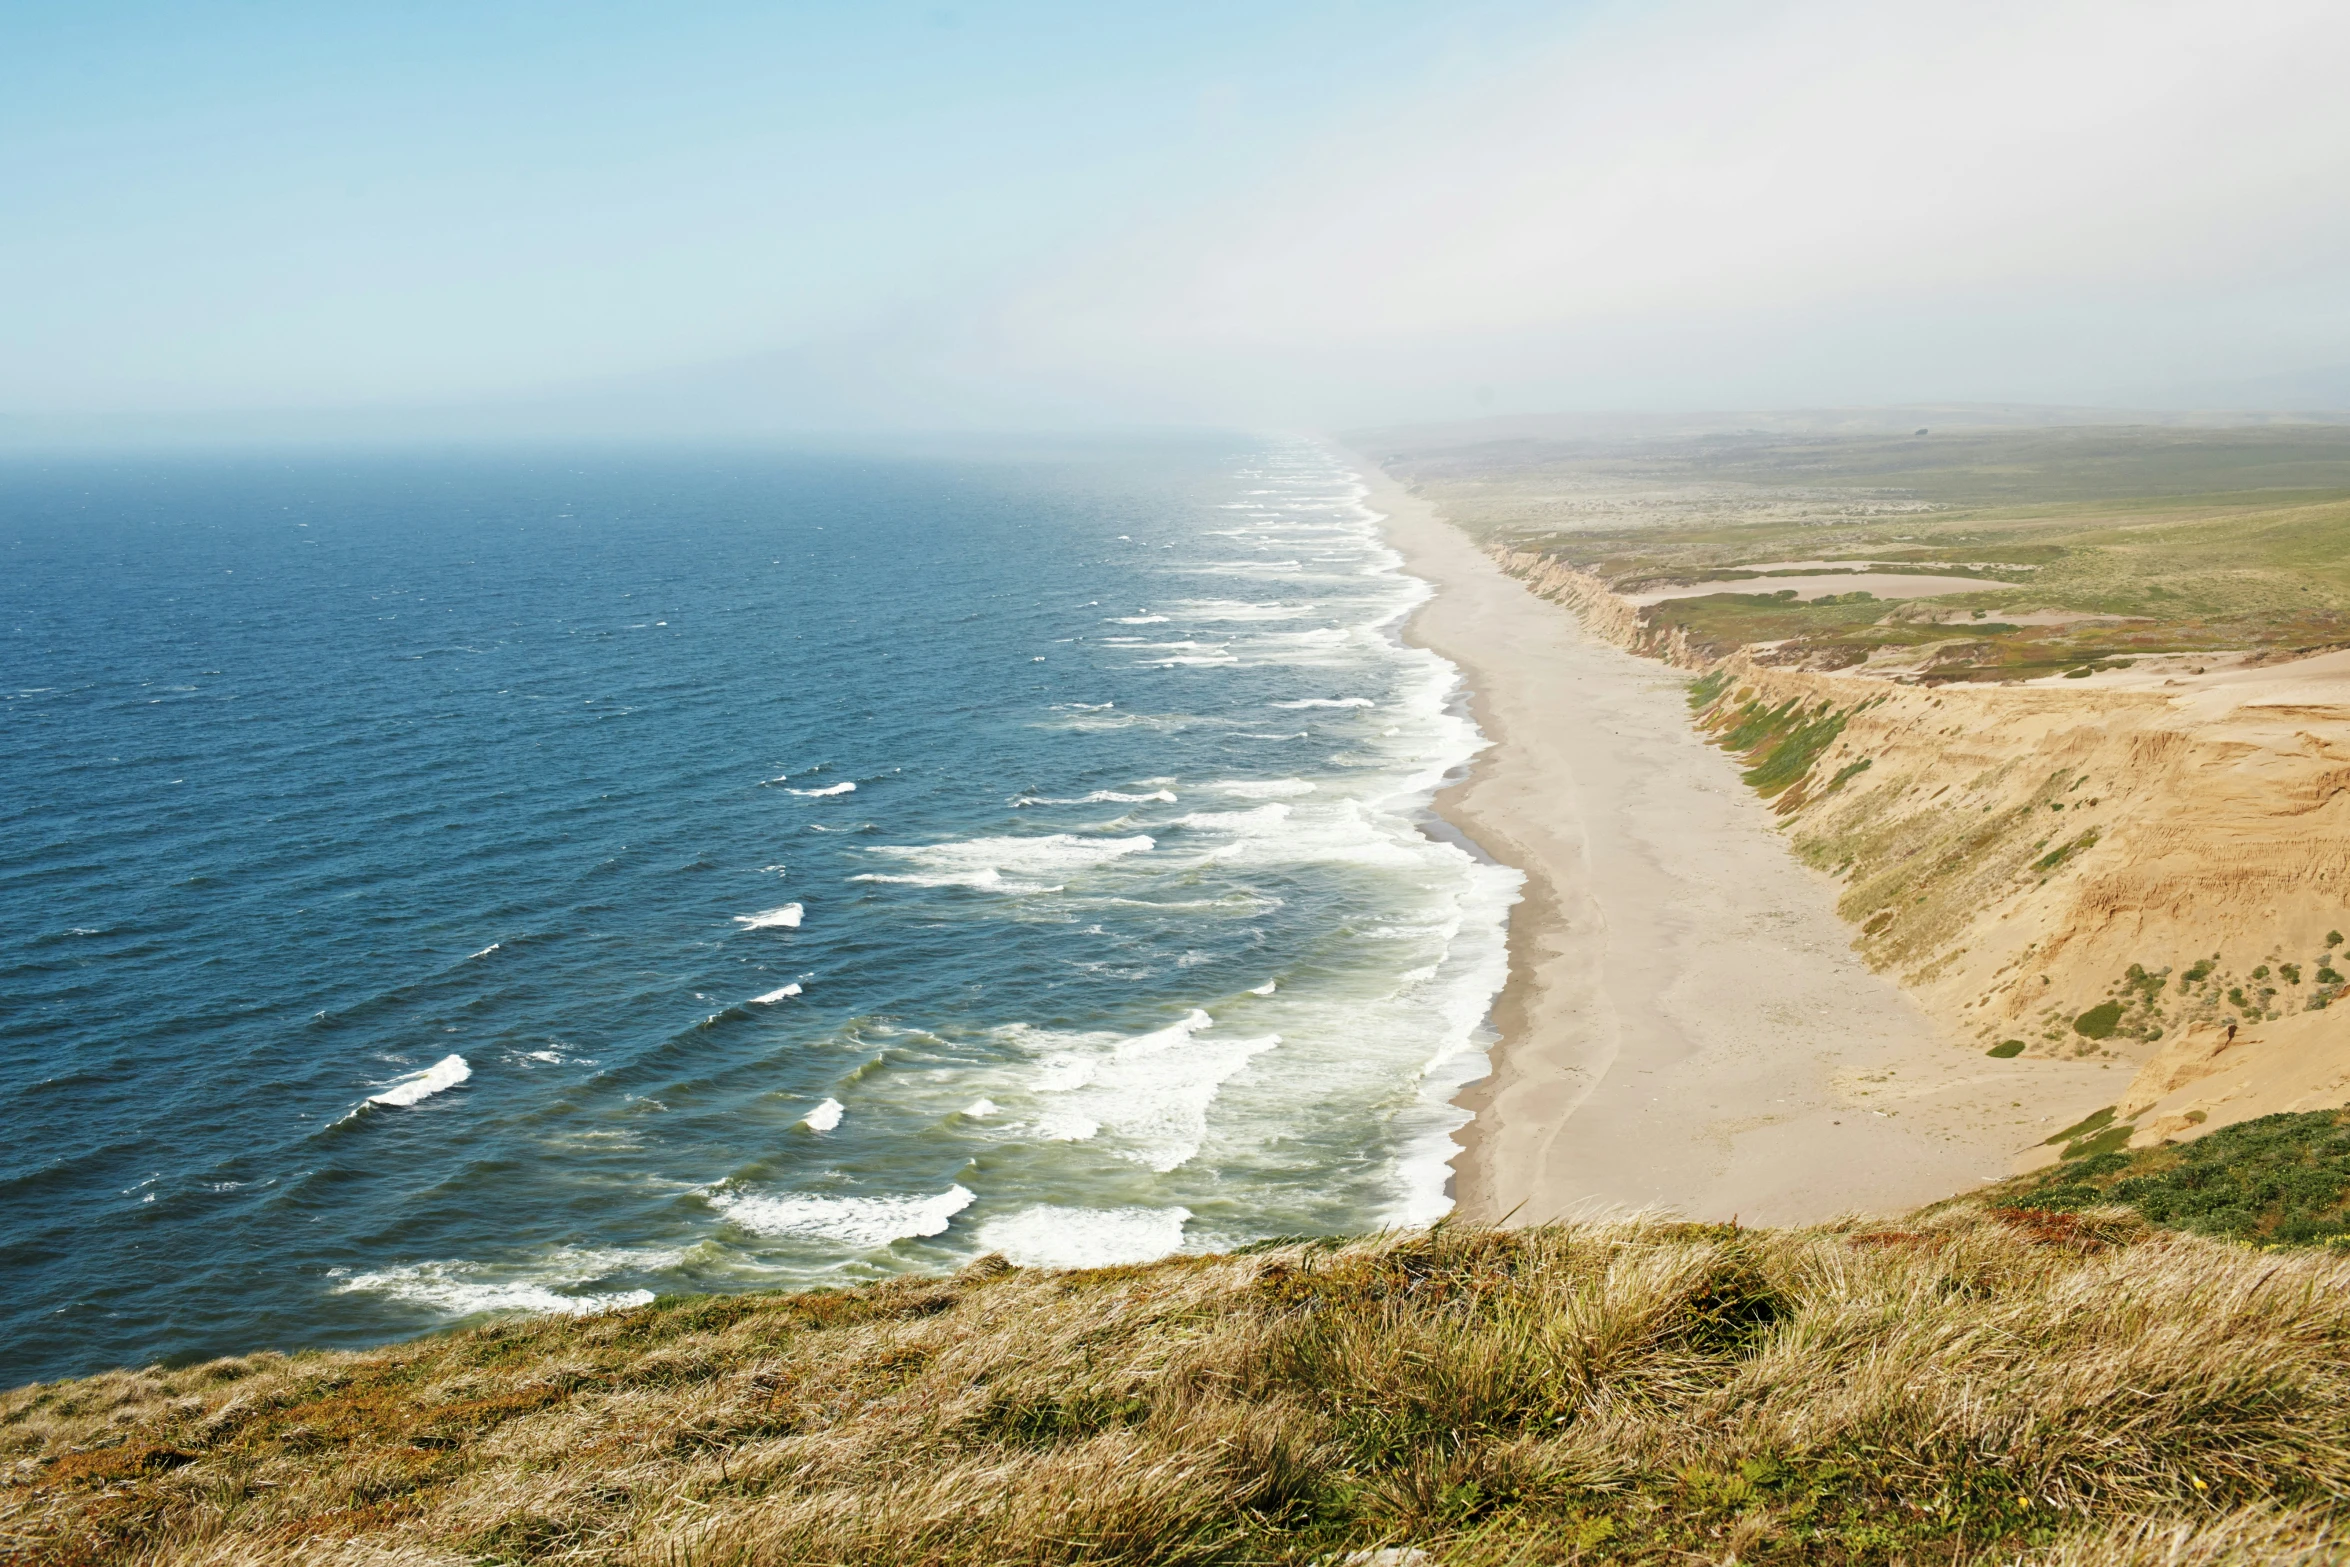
[1495,551,2350,1157]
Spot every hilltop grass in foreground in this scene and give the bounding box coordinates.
[17,1119,2350,1565]
[1381,425,2350,680]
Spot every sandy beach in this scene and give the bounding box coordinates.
[1358,463,2120,1224]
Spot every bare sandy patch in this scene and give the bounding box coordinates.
[1625,571,2020,606]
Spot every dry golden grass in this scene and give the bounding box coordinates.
[8,1207,2350,1565]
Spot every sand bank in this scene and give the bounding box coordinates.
[1359,465,2119,1224]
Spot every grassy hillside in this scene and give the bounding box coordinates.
[16,1131,2350,1565]
[1382,425,2350,680]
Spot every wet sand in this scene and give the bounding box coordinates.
[1357,463,2116,1224]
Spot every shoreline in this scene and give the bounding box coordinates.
[1354,459,2119,1223]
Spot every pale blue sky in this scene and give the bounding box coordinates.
[7,1,2350,436]
[2,2,1570,416]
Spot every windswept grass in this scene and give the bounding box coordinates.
[12,1204,2350,1565]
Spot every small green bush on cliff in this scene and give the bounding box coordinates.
[2073,1001,2125,1038]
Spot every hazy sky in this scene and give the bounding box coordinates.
[7,0,2349,437]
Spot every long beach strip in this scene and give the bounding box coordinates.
[1356,459,2118,1224]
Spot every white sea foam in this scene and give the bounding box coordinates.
[1169,599,1316,621]
[1249,980,1277,996]
[1213,777,1316,798]
[1022,1010,1280,1171]
[975,1205,1192,1269]
[802,1097,845,1131]
[465,942,502,959]
[854,833,1152,892]
[751,983,803,1003]
[332,1245,673,1318]
[963,1098,1000,1117]
[788,781,857,797]
[734,904,804,930]
[1271,697,1374,709]
[1173,803,1291,834]
[1010,789,1176,806]
[367,1054,471,1108]
[710,1183,975,1247]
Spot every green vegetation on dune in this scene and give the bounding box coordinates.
[2002,1109,2350,1247]
[1401,425,2350,679]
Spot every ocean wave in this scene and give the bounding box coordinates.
[1213,777,1316,798]
[330,1245,673,1318]
[1173,803,1291,834]
[708,1183,974,1248]
[801,1097,845,1131]
[750,983,803,1003]
[974,1204,1191,1269]
[1270,697,1374,709]
[734,904,804,930]
[465,941,501,959]
[787,781,857,797]
[367,1054,471,1108]
[1010,788,1176,806]
[1026,1009,1279,1172]
[855,833,1152,892]
[1168,599,1315,622]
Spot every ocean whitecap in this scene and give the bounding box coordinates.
[974,1205,1191,1269]
[709,1183,975,1248]
[855,833,1152,892]
[367,1054,471,1108]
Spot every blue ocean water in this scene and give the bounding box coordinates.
[0,436,1515,1387]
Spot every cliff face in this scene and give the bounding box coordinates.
[1491,549,2350,1144]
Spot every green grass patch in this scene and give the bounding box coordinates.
[1686,667,1732,708]
[2035,829,2101,873]
[2072,1001,2124,1039]
[2063,1124,2136,1161]
[1704,695,1852,799]
[2046,1105,2116,1146]
[1986,1040,2027,1059]
[2004,1110,2350,1245]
